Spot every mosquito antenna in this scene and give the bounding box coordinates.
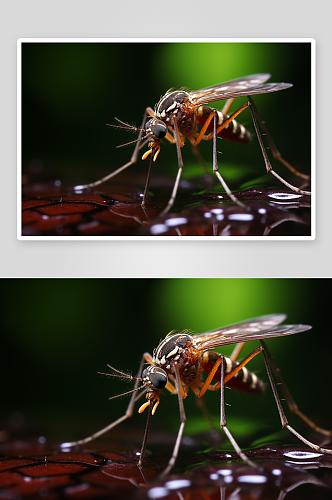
[97,364,144,383]
[108,386,144,400]
[106,118,145,134]
[107,364,136,377]
[106,121,150,149]
[115,136,149,149]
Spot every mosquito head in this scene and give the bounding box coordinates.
[138,365,167,416]
[141,119,167,163]
[100,363,166,406]
[145,118,167,141]
[142,365,168,391]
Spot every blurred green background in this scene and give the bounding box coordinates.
[21,41,311,190]
[1,278,330,447]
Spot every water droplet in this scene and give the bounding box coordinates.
[268,192,302,201]
[283,450,323,459]
[150,224,168,235]
[237,475,267,484]
[165,479,191,489]
[165,217,188,227]
[228,213,254,221]
[217,469,232,476]
[147,486,169,498]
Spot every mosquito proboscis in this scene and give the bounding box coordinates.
[61,314,331,477]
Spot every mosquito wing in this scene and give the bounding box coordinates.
[189,73,292,107]
[192,314,311,351]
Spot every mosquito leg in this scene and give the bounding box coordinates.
[141,153,154,207]
[159,117,184,216]
[247,100,311,195]
[248,96,310,181]
[221,98,235,115]
[191,144,210,175]
[200,346,264,395]
[74,107,155,191]
[219,356,262,471]
[212,111,248,211]
[138,401,153,466]
[261,340,332,437]
[159,361,187,477]
[230,342,246,362]
[60,352,151,448]
[195,395,218,432]
[261,347,332,454]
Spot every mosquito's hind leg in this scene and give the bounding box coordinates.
[261,346,332,454]
[248,97,311,195]
[60,352,151,448]
[73,107,155,191]
[261,340,332,438]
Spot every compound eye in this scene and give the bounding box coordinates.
[149,369,167,390]
[145,119,167,140]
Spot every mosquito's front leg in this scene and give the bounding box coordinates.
[74,107,155,191]
[158,361,187,477]
[60,352,152,448]
[159,117,185,216]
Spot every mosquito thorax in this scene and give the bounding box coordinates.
[155,90,190,122]
[152,333,193,370]
[142,365,168,390]
[145,118,167,141]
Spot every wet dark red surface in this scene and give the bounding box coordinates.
[1,436,331,500]
[21,173,311,237]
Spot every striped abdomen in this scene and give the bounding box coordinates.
[200,351,264,395]
[196,105,252,144]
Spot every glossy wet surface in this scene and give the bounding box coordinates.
[21,174,311,237]
[1,438,331,499]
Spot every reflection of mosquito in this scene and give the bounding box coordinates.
[61,314,331,476]
[75,74,311,214]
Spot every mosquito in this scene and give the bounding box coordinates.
[61,314,331,476]
[74,74,311,215]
